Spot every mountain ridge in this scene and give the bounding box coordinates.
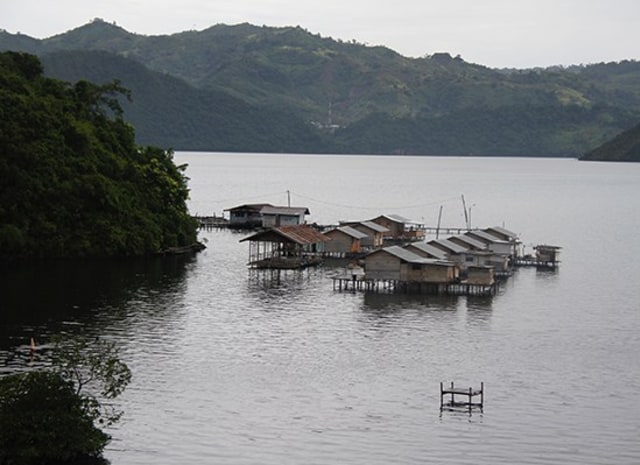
[2,19,640,157]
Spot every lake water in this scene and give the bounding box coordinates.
[2,153,640,464]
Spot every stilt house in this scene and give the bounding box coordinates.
[322,226,368,256]
[403,242,448,260]
[370,214,426,242]
[364,246,458,283]
[225,204,310,229]
[240,224,328,269]
[340,221,389,249]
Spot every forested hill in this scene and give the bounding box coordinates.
[3,19,640,156]
[39,50,327,153]
[580,122,640,162]
[0,52,200,260]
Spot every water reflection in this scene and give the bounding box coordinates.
[362,292,459,313]
[465,295,494,326]
[0,255,194,363]
[246,268,314,292]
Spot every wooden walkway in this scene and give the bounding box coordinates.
[193,215,229,229]
[331,277,497,296]
[440,382,484,411]
[423,226,480,236]
[514,258,560,269]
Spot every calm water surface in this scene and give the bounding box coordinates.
[2,153,640,464]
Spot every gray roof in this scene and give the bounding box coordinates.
[382,246,431,263]
[375,214,420,225]
[467,230,509,244]
[428,238,468,254]
[449,234,487,250]
[372,246,453,266]
[225,203,272,212]
[327,226,368,240]
[260,205,310,216]
[354,221,390,233]
[485,226,519,241]
[404,242,448,260]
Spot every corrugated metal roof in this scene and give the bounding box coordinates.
[375,214,415,224]
[467,230,509,244]
[357,221,390,233]
[277,225,328,244]
[450,234,487,249]
[260,206,310,216]
[225,203,272,212]
[341,220,390,233]
[404,242,448,260]
[382,245,430,263]
[485,226,519,240]
[329,226,368,240]
[240,225,328,245]
[429,238,468,254]
[371,246,453,266]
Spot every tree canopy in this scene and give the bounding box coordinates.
[0,52,199,259]
[0,336,131,465]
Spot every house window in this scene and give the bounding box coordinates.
[411,264,421,270]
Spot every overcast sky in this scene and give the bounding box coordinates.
[2,0,639,68]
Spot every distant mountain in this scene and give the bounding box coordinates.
[3,19,640,156]
[580,122,640,162]
[40,50,328,152]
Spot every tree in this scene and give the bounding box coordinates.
[0,52,200,260]
[0,336,131,465]
[50,335,132,426]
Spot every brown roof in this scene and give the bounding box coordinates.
[240,225,329,245]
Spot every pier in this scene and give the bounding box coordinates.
[440,381,484,411]
[514,245,561,269]
[331,277,497,296]
[424,226,480,236]
[193,215,229,229]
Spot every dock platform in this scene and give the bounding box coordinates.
[331,277,497,296]
[440,381,484,411]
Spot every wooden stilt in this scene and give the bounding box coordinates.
[440,381,484,412]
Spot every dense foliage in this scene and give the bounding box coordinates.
[0,371,109,465]
[40,50,328,152]
[3,20,640,156]
[0,52,199,260]
[0,336,130,465]
[333,104,638,156]
[581,121,640,161]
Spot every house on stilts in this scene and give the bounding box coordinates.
[240,224,329,269]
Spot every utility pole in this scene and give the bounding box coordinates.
[461,194,469,230]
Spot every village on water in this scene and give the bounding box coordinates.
[195,202,561,297]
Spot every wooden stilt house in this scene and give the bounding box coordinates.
[322,225,368,257]
[240,225,329,269]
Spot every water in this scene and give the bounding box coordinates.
[2,153,640,464]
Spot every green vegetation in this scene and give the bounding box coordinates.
[0,336,131,465]
[581,121,640,161]
[0,51,199,260]
[39,50,328,152]
[3,20,640,156]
